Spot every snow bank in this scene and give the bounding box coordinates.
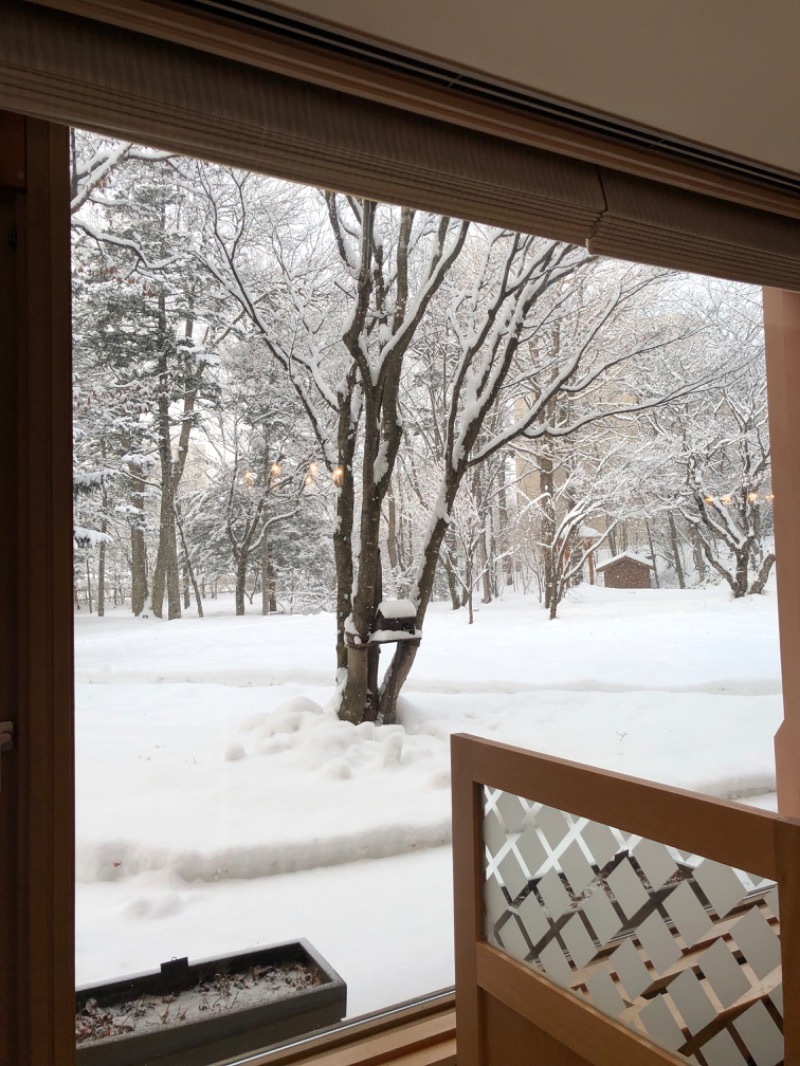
[76,692,451,884]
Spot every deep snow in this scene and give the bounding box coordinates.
[75,583,783,1019]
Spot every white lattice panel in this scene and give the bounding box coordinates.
[483,787,783,1066]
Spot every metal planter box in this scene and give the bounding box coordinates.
[75,939,347,1066]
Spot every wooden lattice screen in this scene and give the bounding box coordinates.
[451,734,800,1066]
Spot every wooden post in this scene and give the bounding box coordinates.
[451,734,485,1066]
[764,287,800,817]
[0,113,74,1066]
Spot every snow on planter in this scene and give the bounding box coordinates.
[75,939,346,1066]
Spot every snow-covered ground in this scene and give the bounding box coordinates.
[75,584,783,1019]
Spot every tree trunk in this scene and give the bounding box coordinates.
[85,557,93,615]
[479,532,492,604]
[182,556,191,609]
[667,514,685,589]
[734,549,750,598]
[129,462,148,616]
[497,455,514,586]
[97,449,108,617]
[97,533,106,617]
[150,292,182,620]
[386,482,400,576]
[333,389,358,678]
[645,520,660,589]
[540,454,556,612]
[261,521,277,614]
[749,552,776,595]
[175,501,203,617]
[150,482,181,619]
[340,387,386,726]
[379,464,466,722]
[693,528,707,583]
[443,528,461,610]
[472,467,492,605]
[235,555,248,616]
[340,484,383,724]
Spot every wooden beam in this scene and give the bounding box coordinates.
[0,114,74,1066]
[764,287,800,817]
[0,114,24,1066]
[0,111,25,189]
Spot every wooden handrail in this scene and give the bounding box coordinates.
[455,732,800,879]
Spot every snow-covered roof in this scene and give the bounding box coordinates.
[377,598,417,619]
[596,551,655,572]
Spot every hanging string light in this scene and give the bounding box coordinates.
[704,490,774,505]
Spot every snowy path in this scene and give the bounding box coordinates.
[75,584,783,1018]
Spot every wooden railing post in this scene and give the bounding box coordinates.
[0,112,74,1066]
[452,735,484,1066]
[764,287,800,818]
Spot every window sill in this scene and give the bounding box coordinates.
[218,992,456,1066]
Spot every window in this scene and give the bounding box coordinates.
[2,6,800,1066]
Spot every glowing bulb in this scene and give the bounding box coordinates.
[704,495,715,504]
[332,465,345,487]
[304,473,314,487]
[747,492,759,502]
[308,462,319,476]
[271,462,282,478]
[721,495,732,504]
[242,470,255,489]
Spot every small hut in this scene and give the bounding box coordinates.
[596,551,655,589]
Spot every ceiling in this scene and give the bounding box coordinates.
[267,0,800,177]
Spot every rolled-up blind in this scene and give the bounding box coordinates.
[0,1,604,244]
[590,170,800,291]
[2,0,800,289]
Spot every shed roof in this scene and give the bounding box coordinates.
[596,551,655,572]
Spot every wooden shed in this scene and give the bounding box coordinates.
[596,551,655,589]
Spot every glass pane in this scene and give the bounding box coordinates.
[71,125,778,1064]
